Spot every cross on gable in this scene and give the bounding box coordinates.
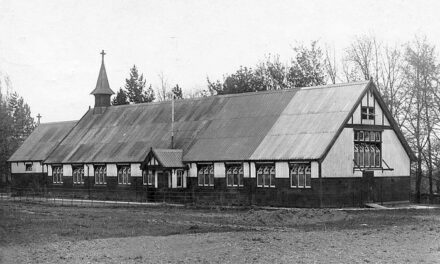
[100,50,106,61]
[36,113,42,125]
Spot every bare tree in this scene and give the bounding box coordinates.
[345,35,380,82]
[157,72,172,101]
[324,44,338,84]
[400,37,439,202]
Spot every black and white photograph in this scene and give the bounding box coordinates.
[1,0,440,263]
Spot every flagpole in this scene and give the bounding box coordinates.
[171,93,174,149]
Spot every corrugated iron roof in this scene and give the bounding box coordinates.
[250,82,368,160]
[151,149,185,168]
[8,120,77,162]
[42,81,370,163]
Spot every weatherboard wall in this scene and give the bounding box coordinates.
[11,162,43,173]
[321,128,410,178]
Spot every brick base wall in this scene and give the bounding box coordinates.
[11,173,410,207]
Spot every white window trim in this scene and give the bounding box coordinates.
[117,166,131,185]
[198,164,214,187]
[94,165,107,185]
[290,163,311,188]
[52,166,63,184]
[72,166,85,184]
[176,169,184,188]
[226,165,244,187]
[256,164,275,188]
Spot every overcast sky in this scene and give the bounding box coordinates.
[1,0,439,122]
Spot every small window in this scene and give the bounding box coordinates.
[72,166,84,184]
[52,165,63,184]
[361,106,375,120]
[117,165,131,185]
[25,163,33,172]
[175,170,184,188]
[290,163,311,188]
[94,165,107,185]
[257,164,275,188]
[143,170,155,186]
[226,164,244,187]
[198,164,214,187]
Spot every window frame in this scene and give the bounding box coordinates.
[94,165,107,185]
[256,163,275,188]
[143,169,156,187]
[25,163,33,172]
[354,130,382,168]
[290,163,312,189]
[176,169,184,188]
[117,165,131,185]
[52,165,63,184]
[72,165,84,185]
[226,164,244,188]
[197,164,214,187]
[361,106,375,120]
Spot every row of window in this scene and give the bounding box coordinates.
[354,130,381,142]
[50,163,312,189]
[197,163,312,188]
[51,165,129,185]
[141,170,184,187]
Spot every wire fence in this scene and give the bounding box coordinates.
[0,186,427,208]
[0,187,256,207]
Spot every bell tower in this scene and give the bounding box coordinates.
[90,50,114,107]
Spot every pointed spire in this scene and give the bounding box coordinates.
[90,50,115,95]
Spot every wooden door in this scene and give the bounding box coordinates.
[362,170,375,203]
[157,171,170,189]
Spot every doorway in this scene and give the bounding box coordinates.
[157,170,170,189]
[362,170,375,203]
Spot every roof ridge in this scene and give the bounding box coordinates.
[107,81,369,110]
[39,120,78,125]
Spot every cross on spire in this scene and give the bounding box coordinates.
[100,50,106,62]
[36,113,42,125]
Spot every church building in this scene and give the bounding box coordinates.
[8,52,415,207]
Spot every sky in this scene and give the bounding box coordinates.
[0,0,439,122]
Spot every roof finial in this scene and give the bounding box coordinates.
[100,50,106,62]
[36,113,42,125]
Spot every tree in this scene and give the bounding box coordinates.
[112,88,129,105]
[324,45,338,84]
[254,54,288,90]
[171,84,183,99]
[0,74,35,186]
[124,65,155,104]
[345,35,380,81]
[400,37,439,203]
[287,41,326,87]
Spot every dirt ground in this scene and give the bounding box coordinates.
[0,201,440,263]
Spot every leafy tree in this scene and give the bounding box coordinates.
[287,41,326,87]
[209,66,266,95]
[112,88,129,105]
[124,65,155,104]
[255,54,288,90]
[171,84,183,99]
[0,75,35,186]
